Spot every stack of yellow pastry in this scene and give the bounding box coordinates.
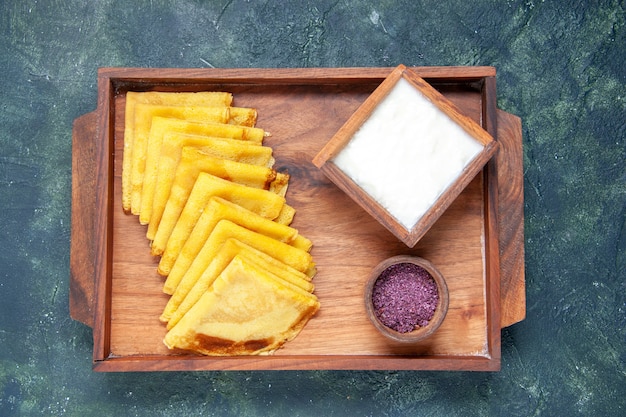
[121,91,319,356]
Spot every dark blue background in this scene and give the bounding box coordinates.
[1,1,624,415]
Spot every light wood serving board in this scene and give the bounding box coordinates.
[70,67,525,372]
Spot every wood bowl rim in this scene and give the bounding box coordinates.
[364,255,450,343]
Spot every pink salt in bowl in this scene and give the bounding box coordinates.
[364,255,449,343]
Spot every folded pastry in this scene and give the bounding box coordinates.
[129,105,232,214]
[142,133,275,227]
[150,166,287,257]
[163,255,319,356]
[159,196,308,284]
[146,145,284,232]
[161,219,315,322]
[122,91,233,213]
[133,115,267,217]
[139,108,259,223]
[163,237,315,328]
[121,91,319,357]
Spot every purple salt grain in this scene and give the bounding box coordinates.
[371,262,439,333]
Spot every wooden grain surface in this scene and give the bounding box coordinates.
[495,110,526,327]
[70,111,97,328]
[70,67,524,371]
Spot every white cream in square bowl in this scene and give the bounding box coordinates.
[332,77,484,230]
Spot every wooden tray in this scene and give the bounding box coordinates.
[70,67,525,372]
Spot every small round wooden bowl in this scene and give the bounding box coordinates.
[364,255,449,343]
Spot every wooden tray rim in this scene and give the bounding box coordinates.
[73,66,520,372]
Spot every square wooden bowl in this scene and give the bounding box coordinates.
[313,65,498,247]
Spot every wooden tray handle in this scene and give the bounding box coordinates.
[496,109,526,327]
[68,109,525,330]
[69,110,98,328]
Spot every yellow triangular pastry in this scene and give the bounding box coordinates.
[163,256,319,355]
